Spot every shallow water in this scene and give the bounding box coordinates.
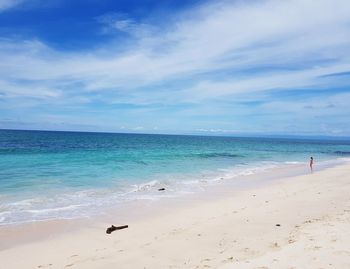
[1,129,349,225]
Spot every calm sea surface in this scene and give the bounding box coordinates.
[1,129,349,225]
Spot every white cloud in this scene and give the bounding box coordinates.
[97,12,153,37]
[132,126,144,131]
[183,63,350,101]
[0,0,23,11]
[195,128,238,133]
[0,0,350,119]
[0,79,61,99]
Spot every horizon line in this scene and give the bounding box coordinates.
[1,128,350,141]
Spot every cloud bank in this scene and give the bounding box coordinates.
[0,0,350,135]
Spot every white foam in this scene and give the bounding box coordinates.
[2,158,344,226]
[284,161,301,164]
[133,180,162,192]
[26,204,84,214]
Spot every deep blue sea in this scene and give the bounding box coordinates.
[1,129,350,225]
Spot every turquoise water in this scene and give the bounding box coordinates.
[0,129,350,225]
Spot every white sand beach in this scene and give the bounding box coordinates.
[1,162,350,269]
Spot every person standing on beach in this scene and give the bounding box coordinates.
[310,157,314,172]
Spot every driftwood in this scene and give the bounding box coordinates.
[106,225,128,234]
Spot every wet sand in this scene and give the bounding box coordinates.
[1,161,350,269]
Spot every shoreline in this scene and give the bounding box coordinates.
[1,159,350,268]
[1,157,345,227]
[0,158,347,250]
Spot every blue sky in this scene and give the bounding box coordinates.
[0,0,350,136]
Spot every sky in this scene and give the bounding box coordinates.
[0,0,350,137]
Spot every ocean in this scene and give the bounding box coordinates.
[1,129,349,225]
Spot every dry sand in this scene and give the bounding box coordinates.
[1,162,350,269]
